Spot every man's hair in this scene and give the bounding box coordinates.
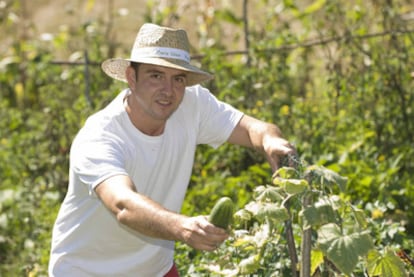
[130,62,140,80]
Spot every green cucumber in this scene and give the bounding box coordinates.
[208,197,234,229]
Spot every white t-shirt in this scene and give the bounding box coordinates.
[49,85,244,277]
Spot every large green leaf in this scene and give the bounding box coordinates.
[305,165,348,191]
[254,185,283,202]
[300,203,337,229]
[318,223,374,275]
[245,201,289,224]
[273,166,298,179]
[233,208,252,227]
[254,203,290,224]
[367,249,407,277]
[272,177,308,195]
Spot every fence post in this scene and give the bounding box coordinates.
[242,0,254,98]
[83,50,93,108]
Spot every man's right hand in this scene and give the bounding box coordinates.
[179,215,229,251]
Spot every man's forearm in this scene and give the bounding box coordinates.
[95,175,186,242]
[115,192,186,241]
[228,114,283,151]
[228,114,295,171]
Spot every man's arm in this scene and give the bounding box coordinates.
[227,114,296,171]
[94,175,228,251]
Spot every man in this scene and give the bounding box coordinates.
[49,23,296,276]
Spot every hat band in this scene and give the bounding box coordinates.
[131,47,190,63]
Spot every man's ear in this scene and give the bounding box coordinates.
[125,66,137,88]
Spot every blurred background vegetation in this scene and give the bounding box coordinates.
[0,0,413,275]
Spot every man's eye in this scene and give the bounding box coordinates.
[151,74,162,79]
[175,76,186,83]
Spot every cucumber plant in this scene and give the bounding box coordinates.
[198,155,410,276]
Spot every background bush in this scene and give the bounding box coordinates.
[0,0,413,275]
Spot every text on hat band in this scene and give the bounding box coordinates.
[131,47,191,63]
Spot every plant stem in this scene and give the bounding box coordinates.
[285,218,299,277]
[283,196,299,276]
[300,192,313,277]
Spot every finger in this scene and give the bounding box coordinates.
[199,216,229,235]
[200,226,229,244]
[204,244,218,252]
[194,237,223,251]
[284,142,296,154]
[205,240,225,252]
[269,158,279,173]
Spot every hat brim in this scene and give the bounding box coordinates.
[101,58,214,86]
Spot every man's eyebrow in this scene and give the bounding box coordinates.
[145,69,164,74]
[175,73,187,78]
[146,69,187,78]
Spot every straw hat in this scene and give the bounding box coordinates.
[102,23,214,86]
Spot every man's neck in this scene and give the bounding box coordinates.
[123,95,165,136]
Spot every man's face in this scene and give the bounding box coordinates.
[129,63,187,123]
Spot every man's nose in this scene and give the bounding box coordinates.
[162,78,174,95]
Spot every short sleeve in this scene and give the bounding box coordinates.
[70,129,129,195]
[193,86,244,148]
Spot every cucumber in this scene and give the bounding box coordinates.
[208,197,234,229]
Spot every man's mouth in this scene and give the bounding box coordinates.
[156,99,172,106]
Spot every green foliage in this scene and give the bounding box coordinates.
[300,202,337,228]
[318,223,374,275]
[191,162,409,276]
[367,249,408,277]
[1,0,414,275]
